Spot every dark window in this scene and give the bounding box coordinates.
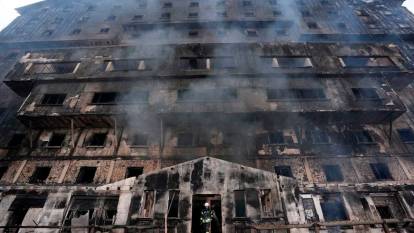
[307,22,319,29]
[370,163,393,180]
[353,130,374,144]
[273,10,281,16]
[161,12,171,20]
[244,12,255,17]
[40,94,66,106]
[76,167,97,184]
[323,165,344,182]
[107,15,116,21]
[190,2,199,7]
[337,22,347,29]
[42,30,54,36]
[71,29,81,35]
[352,88,379,100]
[376,205,393,219]
[29,63,78,74]
[234,190,246,217]
[100,28,110,33]
[302,11,311,17]
[310,130,330,144]
[177,89,237,102]
[267,89,326,100]
[47,133,65,147]
[188,12,198,18]
[87,133,107,147]
[269,131,285,144]
[177,133,195,147]
[211,57,236,69]
[243,1,252,6]
[269,0,277,5]
[117,91,149,104]
[217,11,227,17]
[320,195,348,221]
[7,196,46,228]
[398,128,414,143]
[129,133,148,146]
[110,59,151,71]
[189,30,199,37]
[274,166,293,177]
[168,190,180,218]
[125,167,144,178]
[91,92,118,104]
[340,57,395,68]
[8,134,25,148]
[0,166,8,180]
[260,190,274,217]
[29,167,51,184]
[246,29,258,36]
[163,2,172,8]
[133,15,143,20]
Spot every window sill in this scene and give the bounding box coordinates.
[232,217,249,221]
[86,146,105,148]
[129,145,149,148]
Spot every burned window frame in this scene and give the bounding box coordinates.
[267,88,326,101]
[27,62,79,75]
[86,132,108,147]
[370,163,393,181]
[339,56,395,68]
[351,88,380,101]
[322,164,344,182]
[0,166,8,181]
[76,166,97,184]
[105,59,152,72]
[29,166,52,184]
[167,190,180,218]
[180,57,236,70]
[39,94,67,106]
[259,189,274,218]
[138,190,156,218]
[234,190,247,218]
[397,128,414,143]
[177,88,238,102]
[320,194,348,221]
[301,194,319,222]
[7,195,47,229]
[274,165,294,178]
[46,133,66,148]
[63,195,119,227]
[128,133,149,147]
[352,130,375,145]
[8,133,25,148]
[125,167,144,178]
[177,132,197,147]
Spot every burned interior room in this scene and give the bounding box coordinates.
[2,0,414,232]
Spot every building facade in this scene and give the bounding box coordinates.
[1,0,414,232]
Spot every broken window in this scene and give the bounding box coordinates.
[189,30,199,37]
[340,57,395,68]
[7,196,46,229]
[177,133,195,147]
[28,62,78,74]
[234,190,246,217]
[168,190,180,218]
[29,167,51,184]
[76,167,97,184]
[0,166,8,180]
[139,190,155,218]
[106,15,116,21]
[100,27,110,33]
[269,131,285,144]
[353,130,375,144]
[188,12,199,18]
[310,129,330,144]
[161,12,171,20]
[307,22,319,29]
[323,165,344,182]
[274,165,293,177]
[91,92,118,104]
[398,128,414,143]
[260,190,274,217]
[352,88,380,100]
[42,30,54,37]
[71,29,81,35]
[63,196,118,227]
[301,196,319,222]
[40,94,66,106]
[47,133,65,147]
[133,15,143,20]
[8,133,25,148]
[246,29,258,37]
[320,194,348,221]
[163,2,172,8]
[116,91,149,103]
[190,2,199,7]
[370,163,393,180]
[181,58,208,70]
[125,167,144,178]
[87,133,107,147]
[267,88,326,100]
[269,57,313,68]
[177,89,237,102]
[376,205,393,219]
[129,133,148,146]
[107,59,151,71]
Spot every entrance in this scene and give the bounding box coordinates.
[192,195,222,233]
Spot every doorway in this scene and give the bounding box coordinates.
[192,194,222,233]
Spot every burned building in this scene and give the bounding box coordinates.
[2,0,414,232]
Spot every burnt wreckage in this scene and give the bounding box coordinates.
[2,0,414,232]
